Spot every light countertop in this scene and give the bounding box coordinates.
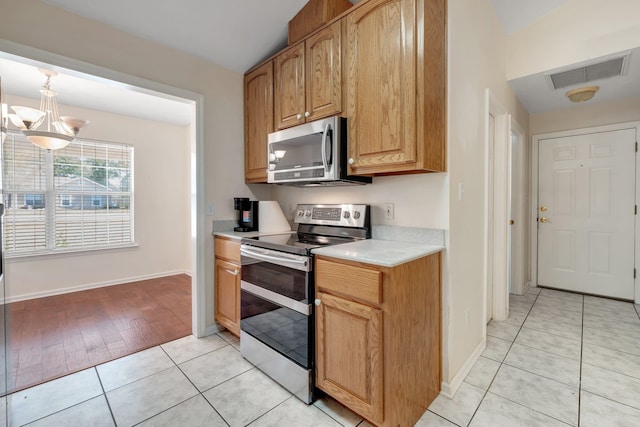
[312,239,444,267]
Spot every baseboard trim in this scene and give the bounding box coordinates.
[6,270,192,303]
[203,324,224,337]
[440,337,486,398]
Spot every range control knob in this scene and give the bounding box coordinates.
[343,211,350,219]
[305,210,312,217]
[297,209,304,217]
[353,211,361,219]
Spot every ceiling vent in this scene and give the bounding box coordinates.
[549,56,627,90]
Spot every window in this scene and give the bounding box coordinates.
[24,194,45,209]
[3,131,134,255]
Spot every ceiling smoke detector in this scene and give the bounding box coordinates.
[565,86,599,103]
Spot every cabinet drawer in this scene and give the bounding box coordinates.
[316,258,381,304]
[214,237,241,263]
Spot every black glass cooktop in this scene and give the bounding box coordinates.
[242,232,355,256]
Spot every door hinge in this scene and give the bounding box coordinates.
[636,205,638,215]
[636,141,638,152]
[635,268,637,279]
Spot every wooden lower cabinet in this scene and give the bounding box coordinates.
[316,291,384,423]
[315,253,441,427]
[214,237,241,336]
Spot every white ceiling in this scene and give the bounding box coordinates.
[42,0,335,74]
[490,0,570,34]
[509,48,640,114]
[1,0,638,122]
[0,54,193,125]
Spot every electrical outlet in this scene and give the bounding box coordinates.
[384,203,394,220]
[207,203,214,216]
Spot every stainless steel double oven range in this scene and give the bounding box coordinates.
[239,203,371,403]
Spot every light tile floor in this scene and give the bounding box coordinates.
[428,287,640,427]
[4,288,640,426]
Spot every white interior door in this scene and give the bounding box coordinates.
[537,129,636,299]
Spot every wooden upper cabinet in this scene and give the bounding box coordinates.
[274,42,306,129]
[305,21,342,122]
[244,61,273,183]
[345,0,446,175]
[275,21,343,130]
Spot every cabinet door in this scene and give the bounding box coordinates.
[215,258,241,336]
[244,61,273,183]
[305,21,342,122]
[345,0,418,174]
[274,42,306,129]
[316,291,383,423]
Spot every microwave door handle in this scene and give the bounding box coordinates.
[321,122,331,172]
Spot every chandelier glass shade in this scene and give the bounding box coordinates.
[9,70,88,150]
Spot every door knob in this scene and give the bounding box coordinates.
[348,158,355,165]
[304,111,310,118]
[296,113,302,120]
[539,217,552,223]
[314,299,321,306]
[540,206,547,212]
[509,219,514,225]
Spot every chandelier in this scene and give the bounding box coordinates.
[8,69,88,150]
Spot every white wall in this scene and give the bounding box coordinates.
[507,0,640,80]
[273,173,448,228]
[445,0,529,389]
[3,94,191,301]
[0,0,270,329]
[530,96,640,135]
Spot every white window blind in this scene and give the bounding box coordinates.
[3,131,134,255]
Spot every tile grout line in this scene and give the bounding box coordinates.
[157,337,231,427]
[577,294,585,427]
[94,366,118,427]
[13,368,114,427]
[465,291,541,426]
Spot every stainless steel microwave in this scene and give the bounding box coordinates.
[267,116,372,186]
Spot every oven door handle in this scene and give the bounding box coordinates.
[241,281,311,315]
[240,246,310,272]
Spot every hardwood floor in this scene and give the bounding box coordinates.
[6,274,192,393]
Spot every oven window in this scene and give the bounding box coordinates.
[242,260,309,302]
[241,290,311,368]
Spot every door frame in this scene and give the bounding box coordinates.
[484,89,510,322]
[530,121,640,304]
[509,119,527,295]
[0,39,208,335]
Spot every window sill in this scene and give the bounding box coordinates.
[5,243,140,262]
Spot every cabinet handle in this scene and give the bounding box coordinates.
[304,111,310,118]
[348,158,355,165]
[224,269,239,276]
[314,299,321,306]
[296,113,302,120]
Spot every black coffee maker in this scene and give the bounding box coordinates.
[233,197,259,232]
